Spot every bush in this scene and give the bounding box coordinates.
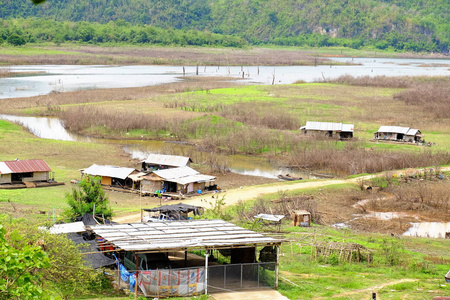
[7,34,26,46]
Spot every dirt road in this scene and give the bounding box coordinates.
[113,166,450,223]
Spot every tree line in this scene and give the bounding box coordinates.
[1,0,448,52]
[0,18,247,47]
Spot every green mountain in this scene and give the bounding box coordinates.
[0,0,448,52]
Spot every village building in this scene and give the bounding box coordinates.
[374,126,424,143]
[141,154,192,171]
[141,166,216,196]
[300,121,354,139]
[0,159,54,185]
[81,164,144,190]
[87,219,284,298]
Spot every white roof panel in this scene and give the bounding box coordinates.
[376,126,410,134]
[88,220,282,252]
[82,164,136,180]
[0,162,12,174]
[49,221,85,234]
[301,121,354,132]
[153,166,199,179]
[144,154,191,167]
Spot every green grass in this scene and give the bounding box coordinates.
[0,45,81,56]
[0,120,145,218]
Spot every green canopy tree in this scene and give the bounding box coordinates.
[65,175,113,222]
[0,224,50,300]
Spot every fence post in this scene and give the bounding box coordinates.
[240,264,243,288]
[223,264,226,289]
[257,263,260,287]
[204,250,209,295]
[275,245,280,289]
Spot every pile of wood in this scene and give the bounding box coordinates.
[312,241,373,263]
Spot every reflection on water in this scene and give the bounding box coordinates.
[1,58,448,99]
[403,222,450,239]
[0,114,306,179]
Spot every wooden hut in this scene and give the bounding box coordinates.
[141,166,215,195]
[81,164,142,189]
[291,210,311,227]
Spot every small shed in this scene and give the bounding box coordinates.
[374,126,423,143]
[81,164,140,189]
[0,159,52,184]
[291,210,311,227]
[300,121,354,139]
[142,154,192,171]
[141,166,215,195]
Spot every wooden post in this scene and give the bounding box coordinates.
[183,66,185,76]
[134,253,139,299]
[196,65,199,75]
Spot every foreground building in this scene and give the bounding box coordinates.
[87,220,283,298]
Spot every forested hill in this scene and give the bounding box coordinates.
[1,0,448,52]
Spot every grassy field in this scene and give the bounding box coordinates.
[1,75,449,176]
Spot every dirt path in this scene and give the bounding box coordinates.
[311,278,418,299]
[113,167,450,223]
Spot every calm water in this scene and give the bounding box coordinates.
[1,57,448,99]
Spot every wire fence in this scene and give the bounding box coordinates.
[118,262,276,297]
[207,262,276,293]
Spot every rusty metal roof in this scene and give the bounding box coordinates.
[0,159,51,174]
[143,154,192,167]
[87,220,283,252]
[300,121,354,132]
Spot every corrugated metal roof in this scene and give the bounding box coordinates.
[0,159,51,174]
[48,221,86,234]
[88,220,282,252]
[144,154,192,167]
[376,126,410,134]
[300,121,354,132]
[172,174,216,185]
[153,166,199,179]
[152,167,215,185]
[406,129,421,136]
[82,164,136,180]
